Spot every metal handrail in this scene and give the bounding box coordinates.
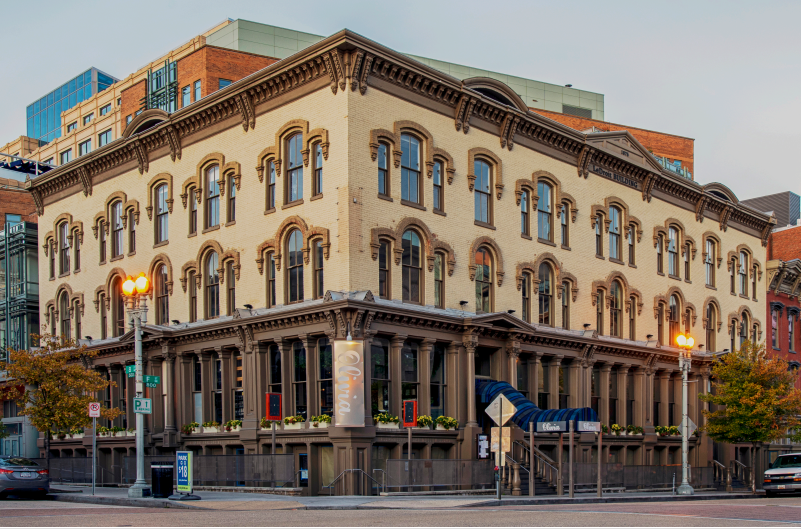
[712,459,732,491]
[515,439,559,491]
[731,459,751,488]
[325,468,381,496]
[372,468,387,494]
[278,470,303,488]
[505,453,529,474]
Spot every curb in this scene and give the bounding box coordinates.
[463,492,762,507]
[48,493,210,510]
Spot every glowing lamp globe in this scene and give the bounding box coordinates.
[122,276,136,296]
[134,273,150,294]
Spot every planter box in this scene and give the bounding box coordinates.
[126,431,136,437]
[376,422,399,429]
[98,433,110,437]
[260,425,280,431]
[311,423,330,429]
[436,424,455,431]
[202,426,220,434]
[113,432,126,437]
[224,426,242,433]
[413,426,431,430]
[72,433,85,439]
[283,423,303,430]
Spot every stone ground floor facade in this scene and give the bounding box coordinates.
[41,291,801,495]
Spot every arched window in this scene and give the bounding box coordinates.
[73,228,81,271]
[739,251,748,296]
[206,165,220,228]
[684,308,692,335]
[189,187,198,234]
[629,296,636,340]
[266,253,276,308]
[400,134,420,204]
[627,224,635,264]
[99,221,107,263]
[596,290,604,334]
[752,265,758,300]
[313,240,324,299]
[402,230,422,303]
[155,183,169,244]
[609,207,621,261]
[74,300,81,341]
[610,281,622,337]
[520,190,529,236]
[521,272,531,323]
[111,201,123,258]
[738,311,748,346]
[669,295,680,346]
[59,292,71,343]
[595,216,603,257]
[226,260,235,315]
[267,162,276,210]
[561,204,569,247]
[730,318,737,352]
[378,240,390,299]
[312,143,323,196]
[286,229,304,304]
[128,210,136,254]
[112,277,125,337]
[751,323,758,344]
[59,222,70,275]
[790,312,797,353]
[205,251,220,318]
[561,281,571,330]
[705,239,715,287]
[188,271,197,322]
[156,264,169,325]
[538,263,553,326]
[287,133,303,203]
[656,235,664,274]
[433,161,444,212]
[434,252,444,309]
[730,257,737,295]
[657,303,665,345]
[377,143,389,196]
[100,293,107,339]
[227,173,236,223]
[474,160,491,224]
[684,243,691,280]
[537,182,552,241]
[706,303,716,351]
[668,227,679,276]
[475,248,492,312]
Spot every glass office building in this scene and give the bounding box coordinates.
[26,68,118,144]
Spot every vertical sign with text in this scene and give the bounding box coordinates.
[333,340,365,427]
[176,451,192,494]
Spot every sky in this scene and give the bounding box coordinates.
[1,0,799,201]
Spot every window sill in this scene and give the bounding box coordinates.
[110,255,124,262]
[49,276,55,281]
[609,257,624,266]
[474,220,496,230]
[264,208,276,215]
[433,208,446,217]
[739,294,750,300]
[401,199,426,211]
[561,245,571,251]
[628,263,637,269]
[282,199,304,210]
[705,284,717,290]
[202,225,220,234]
[596,254,605,260]
[153,241,169,249]
[127,251,136,257]
[99,260,107,266]
[669,274,681,281]
[58,271,71,279]
[684,279,692,284]
[73,269,81,274]
[378,194,393,202]
[521,233,532,241]
[225,220,236,227]
[657,272,665,276]
[310,193,323,202]
[188,232,197,238]
[538,238,556,247]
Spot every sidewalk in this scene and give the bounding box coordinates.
[48,486,762,511]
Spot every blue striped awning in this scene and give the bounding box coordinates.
[476,379,598,432]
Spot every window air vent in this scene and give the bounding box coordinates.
[562,104,593,119]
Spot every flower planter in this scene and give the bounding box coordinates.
[283,423,303,430]
[436,424,454,431]
[311,423,329,429]
[98,433,109,438]
[376,422,399,429]
[127,431,136,437]
[225,426,242,433]
[202,426,220,434]
[72,433,85,439]
[114,432,126,437]
[260,425,280,431]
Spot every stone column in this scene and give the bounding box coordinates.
[419,338,435,417]
[672,373,683,426]
[177,352,194,428]
[531,353,542,407]
[199,351,214,423]
[254,341,272,424]
[463,334,478,427]
[549,356,562,410]
[279,340,293,418]
[506,339,520,390]
[446,342,461,424]
[645,368,655,427]
[301,334,317,420]
[362,331,375,426]
[568,359,580,409]
[149,355,164,434]
[390,335,407,419]
[600,363,612,425]
[108,365,122,428]
[163,351,177,435]
[617,364,630,427]
[658,371,671,429]
[633,367,645,427]
[219,348,233,425]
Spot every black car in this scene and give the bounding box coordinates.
[0,457,50,499]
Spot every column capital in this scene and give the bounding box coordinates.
[390,334,408,348]
[420,337,435,353]
[600,363,613,373]
[550,354,564,366]
[462,333,478,353]
[446,342,460,355]
[618,363,631,374]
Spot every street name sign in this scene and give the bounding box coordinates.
[144,375,160,388]
[133,397,152,414]
[125,365,136,378]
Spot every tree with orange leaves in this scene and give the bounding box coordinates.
[700,340,801,492]
[0,334,121,470]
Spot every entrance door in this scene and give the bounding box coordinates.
[299,453,309,487]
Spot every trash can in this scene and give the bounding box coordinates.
[150,461,174,498]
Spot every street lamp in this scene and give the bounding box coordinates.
[123,273,151,498]
[675,332,695,496]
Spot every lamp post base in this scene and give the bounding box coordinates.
[128,485,152,498]
[676,483,695,495]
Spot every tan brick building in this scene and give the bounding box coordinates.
[26,30,776,494]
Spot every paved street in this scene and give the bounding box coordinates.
[1,495,801,526]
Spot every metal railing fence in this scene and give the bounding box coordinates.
[384,459,494,492]
[122,454,295,487]
[28,458,119,485]
[564,463,713,491]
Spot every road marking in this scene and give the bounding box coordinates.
[462,508,801,525]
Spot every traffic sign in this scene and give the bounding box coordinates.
[485,394,517,426]
[133,397,152,414]
[680,417,698,438]
[144,375,160,388]
[176,451,192,494]
[88,402,101,418]
[125,365,136,378]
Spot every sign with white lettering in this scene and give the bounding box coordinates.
[133,397,152,414]
[536,421,567,433]
[589,164,640,189]
[333,340,365,427]
[176,451,192,493]
[579,421,601,432]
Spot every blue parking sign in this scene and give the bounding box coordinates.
[176,451,192,493]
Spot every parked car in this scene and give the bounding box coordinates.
[0,457,50,499]
[763,453,801,497]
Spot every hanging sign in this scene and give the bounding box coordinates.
[333,340,365,427]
